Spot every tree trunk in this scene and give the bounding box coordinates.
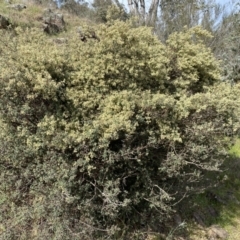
[128,0,160,26]
[148,0,160,25]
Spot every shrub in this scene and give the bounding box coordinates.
[0,21,239,239]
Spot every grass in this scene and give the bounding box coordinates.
[0,1,42,29]
[215,139,240,239]
[229,138,240,157]
[0,0,95,32]
[147,138,240,240]
[186,138,240,239]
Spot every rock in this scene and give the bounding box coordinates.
[206,206,219,218]
[42,9,65,34]
[225,191,240,204]
[207,225,229,239]
[52,38,68,44]
[77,26,83,35]
[206,191,227,205]
[0,14,10,29]
[77,26,100,42]
[193,211,206,227]
[173,214,182,226]
[7,4,27,11]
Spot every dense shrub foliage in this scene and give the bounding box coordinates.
[0,21,240,239]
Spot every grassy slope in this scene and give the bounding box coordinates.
[0,0,96,36]
[218,139,240,240]
[148,138,240,240]
[186,139,240,240]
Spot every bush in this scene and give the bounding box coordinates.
[0,22,239,239]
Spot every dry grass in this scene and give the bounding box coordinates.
[0,0,44,28]
[0,0,98,35]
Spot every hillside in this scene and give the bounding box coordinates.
[0,1,240,239]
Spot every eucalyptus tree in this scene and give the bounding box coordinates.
[215,1,240,83]
[128,0,159,25]
[127,0,224,41]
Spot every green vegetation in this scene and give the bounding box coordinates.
[0,0,240,239]
[184,139,240,239]
[229,139,240,157]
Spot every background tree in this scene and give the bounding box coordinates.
[157,0,224,41]
[32,0,58,7]
[92,0,114,22]
[91,0,128,23]
[59,0,93,18]
[214,1,240,84]
[127,0,159,25]
[126,0,224,41]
